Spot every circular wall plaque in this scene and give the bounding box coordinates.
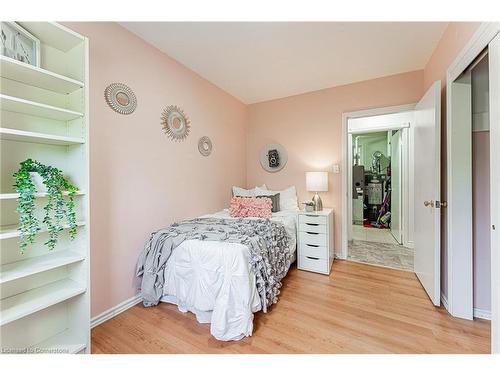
[104,83,137,115]
[198,136,213,156]
[260,143,288,173]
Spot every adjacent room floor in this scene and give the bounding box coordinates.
[348,225,414,271]
[352,225,399,244]
[91,261,490,354]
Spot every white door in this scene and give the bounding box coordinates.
[489,32,500,354]
[413,81,441,306]
[390,130,402,244]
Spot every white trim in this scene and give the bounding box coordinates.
[348,121,410,134]
[400,125,412,249]
[445,22,500,320]
[447,75,473,319]
[441,292,449,311]
[439,293,490,320]
[448,23,500,83]
[489,32,500,354]
[474,308,492,320]
[90,294,142,329]
[341,104,416,259]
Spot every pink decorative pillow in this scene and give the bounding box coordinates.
[230,197,272,219]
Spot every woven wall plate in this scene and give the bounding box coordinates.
[161,105,190,141]
[198,136,212,156]
[104,83,137,115]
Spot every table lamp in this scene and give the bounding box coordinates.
[306,171,328,211]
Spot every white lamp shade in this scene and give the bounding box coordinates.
[306,171,328,192]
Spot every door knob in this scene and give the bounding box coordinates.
[424,200,434,207]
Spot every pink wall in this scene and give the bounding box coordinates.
[422,22,481,300]
[64,23,247,317]
[246,70,424,251]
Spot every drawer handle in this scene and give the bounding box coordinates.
[305,223,319,226]
[306,244,319,248]
[306,256,319,260]
[305,214,319,217]
[306,232,319,235]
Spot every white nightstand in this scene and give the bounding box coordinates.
[297,208,334,275]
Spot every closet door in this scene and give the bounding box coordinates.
[489,32,500,354]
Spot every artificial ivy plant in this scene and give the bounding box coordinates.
[13,159,78,252]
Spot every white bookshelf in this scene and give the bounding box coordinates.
[0,56,83,94]
[0,22,90,354]
[0,127,85,146]
[0,190,85,200]
[32,329,87,354]
[0,251,85,284]
[17,22,85,53]
[0,94,83,121]
[0,221,86,240]
[0,279,86,326]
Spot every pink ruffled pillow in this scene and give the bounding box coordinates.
[230,196,272,219]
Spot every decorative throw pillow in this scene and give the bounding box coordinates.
[230,196,272,219]
[256,193,280,212]
[232,184,267,197]
[254,186,298,211]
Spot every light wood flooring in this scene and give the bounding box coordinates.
[91,260,490,354]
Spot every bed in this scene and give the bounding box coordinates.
[136,208,298,341]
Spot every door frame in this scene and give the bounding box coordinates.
[489,32,500,354]
[390,129,403,244]
[446,22,500,320]
[341,104,415,259]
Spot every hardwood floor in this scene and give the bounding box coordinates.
[91,260,490,354]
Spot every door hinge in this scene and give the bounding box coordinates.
[436,200,448,208]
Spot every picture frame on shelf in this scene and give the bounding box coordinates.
[1,22,40,67]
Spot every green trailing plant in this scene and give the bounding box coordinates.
[13,159,78,252]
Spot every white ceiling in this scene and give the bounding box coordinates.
[120,22,448,104]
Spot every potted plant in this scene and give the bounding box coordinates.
[13,159,79,252]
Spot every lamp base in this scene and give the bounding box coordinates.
[312,193,323,211]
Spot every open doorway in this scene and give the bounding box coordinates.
[342,84,442,305]
[345,110,414,272]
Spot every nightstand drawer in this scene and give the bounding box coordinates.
[298,256,328,274]
[299,231,327,246]
[299,214,327,225]
[299,222,327,233]
[299,243,328,259]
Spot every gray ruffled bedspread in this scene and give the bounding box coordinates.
[136,217,292,312]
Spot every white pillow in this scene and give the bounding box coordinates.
[254,186,298,211]
[232,184,267,197]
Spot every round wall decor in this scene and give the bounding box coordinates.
[198,136,212,156]
[161,105,190,142]
[260,143,288,173]
[104,83,137,115]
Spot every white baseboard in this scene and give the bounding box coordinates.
[91,294,142,329]
[440,292,491,320]
[405,240,414,249]
[473,308,492,320]
[441,292,449,311]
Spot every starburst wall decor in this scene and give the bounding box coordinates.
[161,105,190,142]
